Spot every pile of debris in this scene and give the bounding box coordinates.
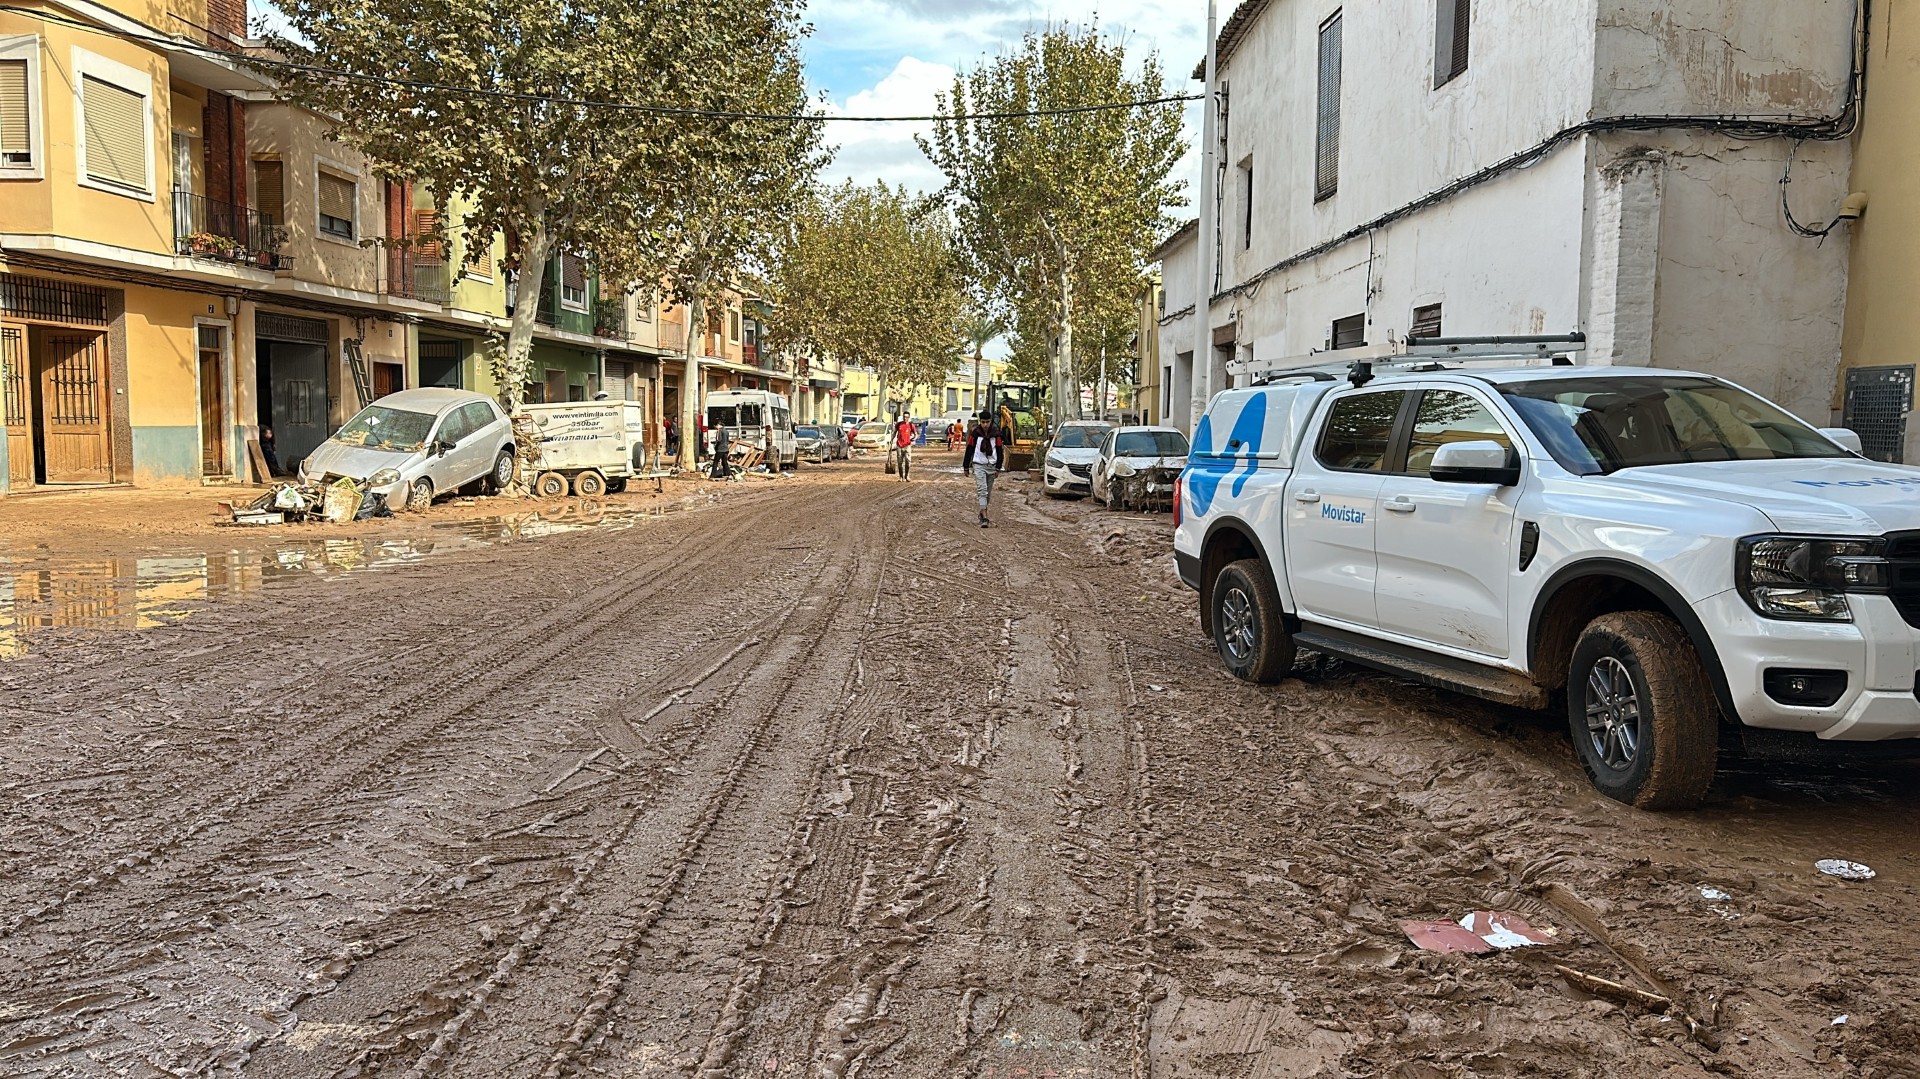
[224,477,394,526]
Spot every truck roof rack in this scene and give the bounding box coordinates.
[1236,333,1587,386]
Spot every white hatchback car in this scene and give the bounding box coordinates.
[1090,425,1191,509]
[1041,420,1114,497]
[299,388,516,511]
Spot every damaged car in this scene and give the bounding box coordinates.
[298,388,517,511]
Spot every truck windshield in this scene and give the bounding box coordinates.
[332,406,435,452]
[1500,376,1850,475]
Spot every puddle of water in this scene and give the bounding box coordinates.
[0,501,682,660]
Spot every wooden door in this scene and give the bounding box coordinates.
[39,332,112,484]
[373,361,402,399]
[198,326,227,475]
[3,324,31,487]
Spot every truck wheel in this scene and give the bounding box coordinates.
[1567,611,1718,809]
[534,471,569,498]
[1212,559,1295,684]
[573,469,607,497]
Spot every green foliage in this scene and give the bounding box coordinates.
[266,0,821,411]
[768,181,966,414]
[920,25,1185,420]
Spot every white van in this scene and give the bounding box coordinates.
[705,389,798,470]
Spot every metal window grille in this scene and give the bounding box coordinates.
[255,311,329,342]
[1331,313,1366,350]
[2,326,24,427]
[1315,12,1343,202]
[46,335,102,425]
[0,273,110,325]
[1843,365,1914,463]
[1436,0,1470,87]
[1411,303,1443,338]
[286,379,314,425]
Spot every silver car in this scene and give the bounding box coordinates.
[1042,420,1114,498]
[298,388,517,511]
[1090,425,1190,510]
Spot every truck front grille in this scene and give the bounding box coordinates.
[1887,532,1920,630]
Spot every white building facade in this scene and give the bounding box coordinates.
[1167,0,1862,429]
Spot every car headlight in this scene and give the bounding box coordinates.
[368,468,401,487]
[1736,535,1891,622]
[1045,454,1064,468]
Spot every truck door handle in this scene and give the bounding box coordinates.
[1294,490,1321,504]
[1385,496,1417,514]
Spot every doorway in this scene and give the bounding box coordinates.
[198,324,228,477]
[373,360,403,399]
[35,329,113,484]
[256,338,328,471]
[419,338,463,388]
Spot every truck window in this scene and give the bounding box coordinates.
[739,403,763,427]
[1405,390,1512,475]
[707,406,739,428]
[1315,390,1409,472]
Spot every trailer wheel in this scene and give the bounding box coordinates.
[1567,611,1718,809]
[573,469,607,497]
[605,477,627,494]
[534,471,569,498]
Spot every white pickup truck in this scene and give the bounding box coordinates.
[1173,361,1920,808]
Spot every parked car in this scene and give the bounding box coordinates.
[852,421,891,452]
[820,422,849,460]
[1176,359,1920,809]
[794,424,833,463]
[923,417,956,443]
[1091,426,1190,509]
[299,387,516,511]
[1042,420,1114,497]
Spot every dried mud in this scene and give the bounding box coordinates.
[2,456,1917,1078]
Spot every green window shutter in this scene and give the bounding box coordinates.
[0,59,30,164]
[82,75,147,191]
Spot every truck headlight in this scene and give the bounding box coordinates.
[368,468,401,487]
[1736,535,1891,622]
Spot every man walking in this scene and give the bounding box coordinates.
[892,413,916,481]
[961,416,1007,528]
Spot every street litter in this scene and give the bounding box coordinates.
[1833,1014,1849,1025]
[1698,886,1731,901]
[1815,859,1876,881]
[1400,911,1557,954]
[223,478,393,526]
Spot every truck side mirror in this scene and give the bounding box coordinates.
[1819,427,1864,454]
[1429,441,1521,486]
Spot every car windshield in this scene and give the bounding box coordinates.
[860,423,888,435]
[1114,430,1190,457]
[1500,376,1849,475]
[1054,425,1111,449]
[331,405,436,452]
[794,426,821,438]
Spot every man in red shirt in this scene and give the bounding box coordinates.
[892,414,916,481]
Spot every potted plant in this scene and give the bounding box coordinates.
[184,230,224,256]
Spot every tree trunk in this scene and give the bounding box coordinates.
[677,285,707,471]
[500,210,552,413]
[1053,251,1079,429]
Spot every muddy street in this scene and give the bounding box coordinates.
[2,460,1918,1078]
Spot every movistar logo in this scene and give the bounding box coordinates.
[1795,476,1920,488]
[1321,503,1367,524]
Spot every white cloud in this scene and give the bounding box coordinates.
[817,56,956,194]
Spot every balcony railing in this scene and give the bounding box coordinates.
[174,190,290,271]
[594,297,628,340]
[388,252,451,305]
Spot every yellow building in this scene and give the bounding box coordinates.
[1837,0,1919,464]
[840,360,1005,423]
[1133,273,1163,426]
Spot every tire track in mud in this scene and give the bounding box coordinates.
[0,509,768,940]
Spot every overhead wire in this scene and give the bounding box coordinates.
[0,5,1202,122]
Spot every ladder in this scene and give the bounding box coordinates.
[1232,333,1588,385]
[344,339,373,407]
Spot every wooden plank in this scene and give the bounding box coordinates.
[246,436,273,482]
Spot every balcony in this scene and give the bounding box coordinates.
[174,190,290,271]
[594,297,627,340]
[388,252,451,305]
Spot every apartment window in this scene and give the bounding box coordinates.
[412,209,442,259]
[560,254,587,309]
[317,169,356,239]
[1331,312,1365,350]
[1314,11,1343,202]
[464,231,493,279]
[0,38,42,175]
[1411,303,1443,339]
[1236,156,1254,250]
[80,74,149,194]
[728,309,742,343]
[1435,0,1471,88]
[253,159,284,225]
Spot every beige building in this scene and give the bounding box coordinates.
[1836,0,1919,464]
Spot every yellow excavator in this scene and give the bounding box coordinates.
[985,380,1047,471]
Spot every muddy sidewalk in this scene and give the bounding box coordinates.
[1,460,1916,1077]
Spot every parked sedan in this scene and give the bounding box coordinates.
[794,424,832,463]
[1041,420,1114,498]
[298,388,517,511]
[851,421,891,452]
[818,422,849,460]
[1089,425,1190,511]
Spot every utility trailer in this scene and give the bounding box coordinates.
[519,400,654,496]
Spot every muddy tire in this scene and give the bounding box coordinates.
[1211,559,1294,684]
[605,477,627,494]
[533,471,569,498]
[405,478,433,512]
[1567,611,1718,810]
[487,450,516,493]
[573,469,607,497]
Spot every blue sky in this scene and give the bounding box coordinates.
[802,0,1209,194]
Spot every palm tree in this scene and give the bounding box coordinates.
[962,310,1004,416]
